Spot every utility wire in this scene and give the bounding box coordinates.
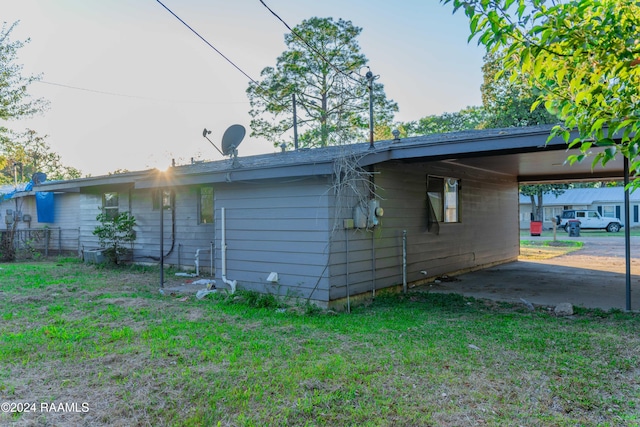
[156,0,259,85]
[258,0,367,86]
[36,80,248,104]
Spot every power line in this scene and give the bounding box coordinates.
[258,0,366,86]
[36,80,249,105]
[154,0,292,115]
[155,0,259,85]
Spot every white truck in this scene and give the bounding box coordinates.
[557,209,624,233]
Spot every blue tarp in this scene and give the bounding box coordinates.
[36,192,55,223]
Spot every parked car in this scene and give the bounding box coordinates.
[557,209,624,232]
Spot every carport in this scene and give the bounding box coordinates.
[377,125,635,311]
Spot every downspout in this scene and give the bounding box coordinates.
[402,230,407,294]
[221,207,237,293]
[210,241,214,277]
[346,228,351,313]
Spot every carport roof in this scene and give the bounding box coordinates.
[35,124,626,192]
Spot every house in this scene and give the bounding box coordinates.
[519,187,640,229]
[20,125,625,307]
[0,184,81,256]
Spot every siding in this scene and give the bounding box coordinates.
[215,176,332,303]
[130,186,216,272]
[0,192,81,254]
[329,160,520,301]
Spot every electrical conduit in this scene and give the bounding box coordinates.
[221,207,237,294]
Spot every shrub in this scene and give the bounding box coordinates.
[92,211,136,264]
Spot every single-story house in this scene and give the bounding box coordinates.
[519,187,640,229]
[5,125,627,307]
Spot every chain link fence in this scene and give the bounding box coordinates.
[0,228,80,260]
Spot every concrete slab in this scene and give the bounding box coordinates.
[421,235,640,311]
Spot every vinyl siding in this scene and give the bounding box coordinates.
[329,160,519,301]
[131,186,216,272]
[215,176,332,303]
[0,192,81,254]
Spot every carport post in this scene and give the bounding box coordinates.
[624,158,631,311]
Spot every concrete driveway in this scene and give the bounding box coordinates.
[424,234,640,311]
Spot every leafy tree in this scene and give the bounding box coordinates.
[380,106,488,140]
[521,183,569,222]
[247,17,398,148]
[0,129,81,184]
[0,21,47,123]
[414,106,488,134]
[443,0,640,182]
[0,22,79,184]
[481,51,557,128]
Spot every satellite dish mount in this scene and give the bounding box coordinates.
[221,124,246,168]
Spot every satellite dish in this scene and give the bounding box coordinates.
[32,172,47,184]
[221,124,245,156]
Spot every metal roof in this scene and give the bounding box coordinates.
[519,187,640,205]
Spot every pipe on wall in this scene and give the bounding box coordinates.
[221,207,237,293]
[402,230,407,294]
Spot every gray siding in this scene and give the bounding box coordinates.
[79,193,110,252]
[329,160,520,301]
[215,177,332,303]
[0,193,81,254]
[130,186,216,272]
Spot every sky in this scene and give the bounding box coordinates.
[2,0,486,177]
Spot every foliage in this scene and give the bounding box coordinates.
[481,51,557,128]
[0,21,47,122]
[0,21,80,184]
[385,106,488,140]
[443,0,640,184]
[247,17,398,148]
[0,129,82,184]
[92,211,136,264]
[0,219,17,262]
[521,183,569,221]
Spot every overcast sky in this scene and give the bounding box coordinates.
[3,0,485,176]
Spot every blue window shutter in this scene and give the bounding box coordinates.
[597,206,602,215]
[634,205,638,223]
[616,205,621,219]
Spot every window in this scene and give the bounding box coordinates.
[102,192,119,220]
[602,205,615,218]
[427,176,459,228]
[199,187,214,224]
[153,190,173,210]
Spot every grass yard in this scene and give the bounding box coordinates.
[519,240,583,260]
[0,259,639,426]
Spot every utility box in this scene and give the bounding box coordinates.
[353,204,368,229]
[84,249,106,264]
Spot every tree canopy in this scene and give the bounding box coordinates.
[443,0,640,181]
[246,17,398,149]
[481,51,557,128]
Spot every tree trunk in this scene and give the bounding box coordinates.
[536,192,544,222]
[529,192,544,222]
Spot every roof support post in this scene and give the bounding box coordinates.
[624,157,631,311]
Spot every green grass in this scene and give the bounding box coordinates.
[0,260,639,426]
[521,227,640,238]
[520,239,584,259]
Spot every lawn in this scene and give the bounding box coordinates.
[0,259,639,426]
[519,240,583,260]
